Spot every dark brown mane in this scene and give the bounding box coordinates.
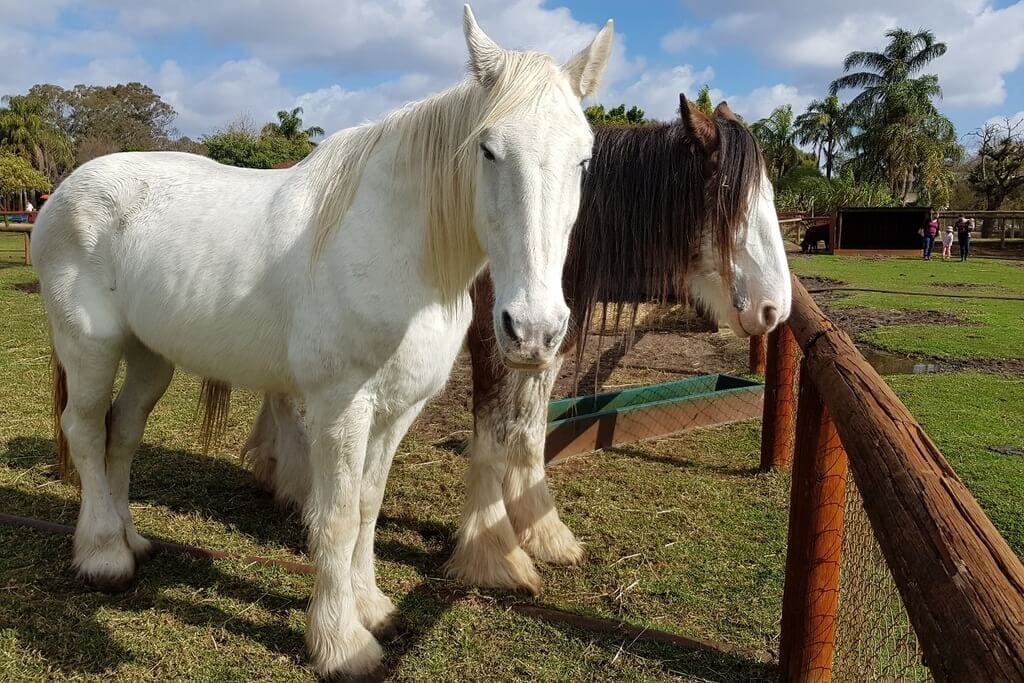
[563,114,765,355]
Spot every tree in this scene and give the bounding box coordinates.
[584,103,645,126]
[203,116,314,169]
[18,83,178,152]
[794,95,850,180]
[261,107,324,142]
[966,118,1024,236]
[830,28,961,202]
[0,152,52,209]
[0,95,74,182]
[751,105,800,183]
[695,85,714,117]
[830,29,947,120]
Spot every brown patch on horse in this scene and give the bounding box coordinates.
[52,350,73,482]
[198,379,232,453]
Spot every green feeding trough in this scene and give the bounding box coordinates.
[544,374,764,462]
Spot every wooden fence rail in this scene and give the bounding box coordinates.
[773,276,1024,681]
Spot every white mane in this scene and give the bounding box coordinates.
[303,50,561,302]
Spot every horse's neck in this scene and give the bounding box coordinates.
[295,86,485,307]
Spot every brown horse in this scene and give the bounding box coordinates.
[231,94,793,594]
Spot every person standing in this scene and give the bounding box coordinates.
[955,216,972,262]
[923,214,939,260]
[942,226,954,259]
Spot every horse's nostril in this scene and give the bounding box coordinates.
[501,309,520,344]
[762,304,779,329]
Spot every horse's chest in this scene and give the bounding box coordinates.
[372,322,465,413]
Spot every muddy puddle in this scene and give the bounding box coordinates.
[858,347,941,375]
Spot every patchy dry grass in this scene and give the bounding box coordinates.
[1,258,786,681]
[3,245,1021,681]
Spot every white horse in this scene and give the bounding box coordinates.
[34,6,613,678]
[237,97,794,595]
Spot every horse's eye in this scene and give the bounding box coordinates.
[580,158,590,172]
[480,143,496,161]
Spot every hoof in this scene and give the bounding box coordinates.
[369,613,403,642]
[319,666,387,683]
[80,568,135,594]
[524,536,587,567]
[308,622,384,683]
[444,543,542,595]
[127,533,156,565]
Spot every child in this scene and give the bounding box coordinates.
[942,226,954,260]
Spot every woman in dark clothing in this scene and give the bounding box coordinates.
[955,216,972,261]
[923,214,939,260]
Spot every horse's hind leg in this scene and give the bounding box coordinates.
[53,330,132,592]
[241,393,312,511]
[106,339,174,562]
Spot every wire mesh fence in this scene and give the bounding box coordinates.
[546,303,765,463]
[833,480,930,682]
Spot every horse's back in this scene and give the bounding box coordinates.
[33,152,303,390]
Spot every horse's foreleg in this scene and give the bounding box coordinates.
[445,401,542,594]
[106,341,174,563]
[351,400,425,639]
[502,359,585,567]
[303,389,382,679]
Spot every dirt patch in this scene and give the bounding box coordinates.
[416,309,750,442]
[930,282,980,289]
[12,282,38,294]
[820,306,971,337]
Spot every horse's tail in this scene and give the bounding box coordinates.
[198,379,232,453]
[52,348,72,482]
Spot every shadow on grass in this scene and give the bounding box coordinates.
[2,437,771,681]
[606,444,761,477]
[0,484,307,677]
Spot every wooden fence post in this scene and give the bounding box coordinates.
[760,325,799,471]
[749,334,767,375]
[786,276,1024,680]
[779,360,848,682]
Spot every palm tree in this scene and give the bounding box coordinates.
[0,95,74,182]
[794,96,850,180]
[751,105,800,183]
[262,107,325,142]
[830,28,959,200]
[829,29,947,120]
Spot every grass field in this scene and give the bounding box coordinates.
[1,237,1022,681]
[789,254,1024,360]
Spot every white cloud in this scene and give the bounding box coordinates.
[604,64,715,120]
[725,84,814,122]
[2,0,639,137]
[668,0,1024,108]
[661,27,701,53]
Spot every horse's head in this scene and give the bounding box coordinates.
[462,5,613,369]
[680,96,792,337]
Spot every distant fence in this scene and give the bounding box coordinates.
[0,212,35,265]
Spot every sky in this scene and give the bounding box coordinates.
[3,0,1022,142]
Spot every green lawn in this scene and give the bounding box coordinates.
[0,260,786,681]
[790,255,1024,360]
[1,248,1021,681]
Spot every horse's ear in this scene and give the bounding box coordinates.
[714,101,738,121]
[563,19,615,99]
[463,4,503,87]
[679,93,718,151]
